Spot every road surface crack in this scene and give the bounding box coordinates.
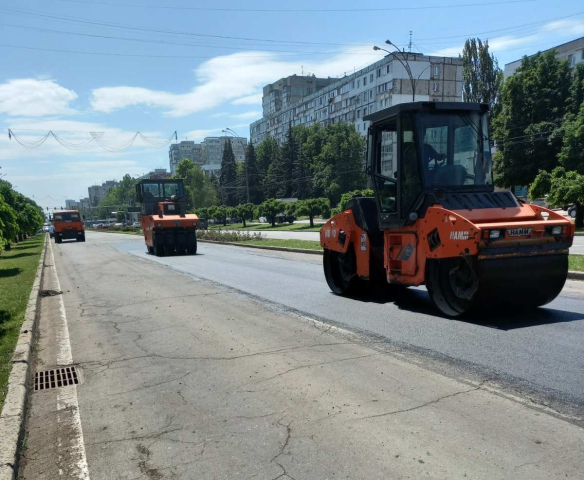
[356,385,481,421]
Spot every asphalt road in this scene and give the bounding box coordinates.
[20,232,584,479]
[111,232,584,410]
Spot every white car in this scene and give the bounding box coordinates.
[132,222,141,228]
[114,222,124,227]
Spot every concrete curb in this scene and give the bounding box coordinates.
[0,235,47,480]
[198,239,323,256]
[568,270,584,281]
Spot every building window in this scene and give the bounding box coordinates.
[386,63,392,74]
[377,68,381,78]
[568,54,576,67]
[433,66,440,77]
[363,107,367,116]
[357,109,361,118]
[363,76,367,86]
[433,82,440,93]
[369,90,373,99]
[357,79,360,88]
[370,73,374,82]
[363,92,368,102]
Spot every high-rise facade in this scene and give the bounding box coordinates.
[87,180,119,206]
[504,36,584,77]
[250,53,463,145]
[169,141,204,175]
[168,136,247,176]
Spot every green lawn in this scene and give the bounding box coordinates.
[235,239,323,251]
[210,222,322,232]
[0,236,44,409]
[569,255,584,272]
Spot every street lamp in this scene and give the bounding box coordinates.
[222,128,250,203]
[373,41,431,102]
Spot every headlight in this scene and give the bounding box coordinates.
[489,230,501,239]
[551,226,562,235]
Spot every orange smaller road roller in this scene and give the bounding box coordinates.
[320,102,575,317]
[136,179,199,256]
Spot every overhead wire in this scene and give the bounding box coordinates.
[59,0,535,13]
[7,130,177,152]
[0,23,376,55]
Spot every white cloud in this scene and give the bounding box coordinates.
[544,19,584,36]
[0,79,77,117]
[232,93,262,105]
[90,48,376,117]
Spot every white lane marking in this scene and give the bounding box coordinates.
[48,241,91,479]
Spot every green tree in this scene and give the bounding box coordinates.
[209,205,228,226]
[462,38,503,116]
[530,167,584,227]
[311,123,366,204]
[568,63,584,116]
[0,193,18,251]
[280,123,299,198]
[219,139,238,206]
[257,198,286,228]
[331,189,375,216]
[493,51,571,187]
[294,198,330,227]
[244,143,262,204]
[176,158,219,209]
[256,136,280,200]
[559,103,584,174]
[236,203,255,227]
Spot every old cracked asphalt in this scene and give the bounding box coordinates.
[19,231,584,479]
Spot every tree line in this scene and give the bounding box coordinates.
[0,180,45,252]
[95,39,584,227]
[463,39,584,226]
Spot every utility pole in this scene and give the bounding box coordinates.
[409,31,412,53]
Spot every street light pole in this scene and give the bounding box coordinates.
[373,41,430,102]
[223,128,250,203]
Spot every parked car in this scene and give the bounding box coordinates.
[132,222,141,228]
[258,216,267,223]
[113,222,124,227]
[198,218,208,230]
[568,205,577,219]
[49,226,54,238]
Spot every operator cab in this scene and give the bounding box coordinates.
[136,179,187,217]
[365,102,496,229]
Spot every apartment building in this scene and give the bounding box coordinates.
[169,141,204,175]
[65,199,79,210]
[250,53,463,145]
[87,180,119,207]
[169,136,247,176]
[504,37,584,77]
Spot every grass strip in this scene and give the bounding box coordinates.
[235,239,323,251]
[0,235,44,409]
[569,255,584,272]
[210,223,322,232]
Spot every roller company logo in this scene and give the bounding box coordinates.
[507,227,533,237]
[450,231,469,240]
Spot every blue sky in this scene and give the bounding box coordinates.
[1,0,583,209]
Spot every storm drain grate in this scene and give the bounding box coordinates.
[35,366,79,391]
[40,289,63,297]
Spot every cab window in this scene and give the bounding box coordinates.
[53,212,80,222]
[143,183,161,199]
